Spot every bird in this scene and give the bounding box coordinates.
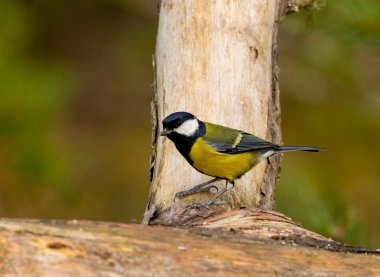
[160,111,323,208]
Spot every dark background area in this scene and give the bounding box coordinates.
[0,0,379,247]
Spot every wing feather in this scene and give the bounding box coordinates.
[203,123,278,154]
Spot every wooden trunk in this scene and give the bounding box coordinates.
[144,0,286,224]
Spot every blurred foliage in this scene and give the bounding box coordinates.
[0,0,155,220]
[277,0,380,247]
[0,0,378,247]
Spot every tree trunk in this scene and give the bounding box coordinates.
[144,0,288,225]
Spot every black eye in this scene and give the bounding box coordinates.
[174,119,181,127]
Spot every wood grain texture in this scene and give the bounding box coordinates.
[145,0,284,225]
[1,214,379,276]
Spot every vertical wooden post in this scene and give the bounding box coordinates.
[144,0,288,225]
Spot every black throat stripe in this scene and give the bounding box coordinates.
[167,121,206,165]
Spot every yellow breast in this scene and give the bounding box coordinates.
[189,138,258,180]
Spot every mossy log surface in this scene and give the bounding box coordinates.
[1,209,379,276]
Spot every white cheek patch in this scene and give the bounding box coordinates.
[175,119,199,136]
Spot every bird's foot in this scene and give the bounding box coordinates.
[173,178,220,201]
[174,191,189,199]
[175,185,218,200]
[186,200,226,210]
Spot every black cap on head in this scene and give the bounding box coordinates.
[160,111,196,136]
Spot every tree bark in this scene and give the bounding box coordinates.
[145,0,288,225]
[1,214,379,276]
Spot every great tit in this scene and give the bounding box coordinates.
[160,111,322,207]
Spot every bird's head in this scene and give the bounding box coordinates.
[160,112,201,138]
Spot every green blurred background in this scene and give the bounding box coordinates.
[0,0,379,247]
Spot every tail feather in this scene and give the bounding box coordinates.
[278,146,324,152]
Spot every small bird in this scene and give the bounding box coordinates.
[160,111,322,207]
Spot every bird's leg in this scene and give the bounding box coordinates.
[175,178,219,200]
[187,181,235,209]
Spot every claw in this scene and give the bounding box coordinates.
[175,191,187,199]
[184,181,235,208]
[173,178,220,202]
[209,185,218,193]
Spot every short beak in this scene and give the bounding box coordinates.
[160,127,171,136]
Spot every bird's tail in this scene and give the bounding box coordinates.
[278,146,324,152]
